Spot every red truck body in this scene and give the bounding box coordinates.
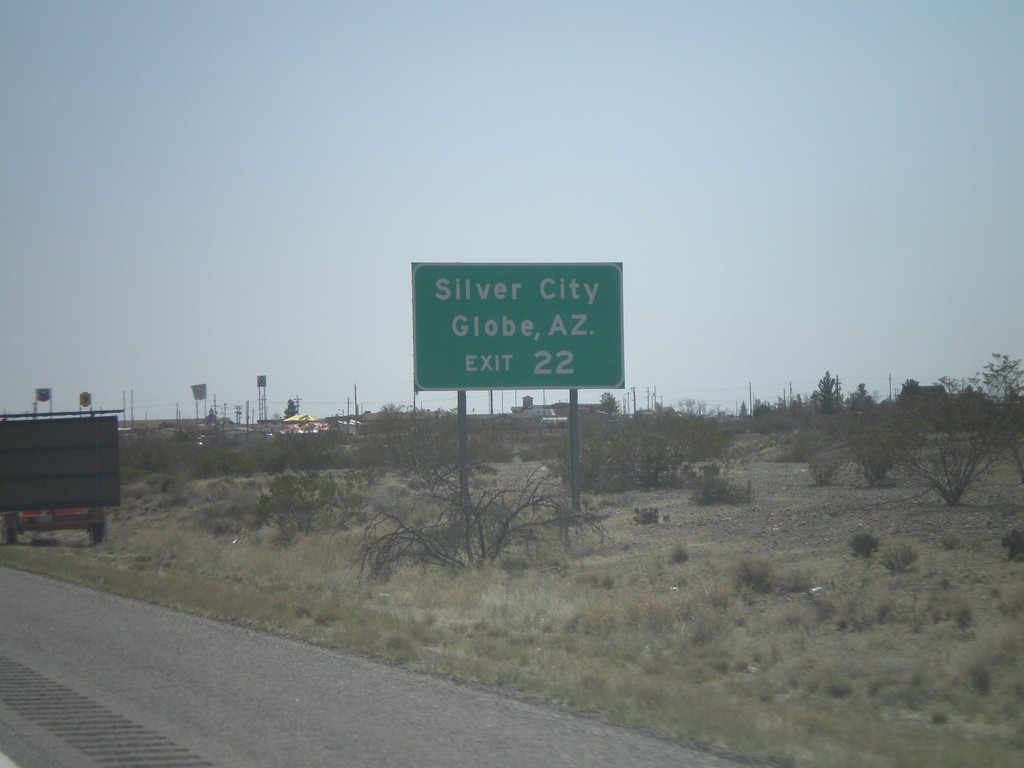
[3,507,106,545]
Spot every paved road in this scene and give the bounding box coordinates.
[0,567,755,768]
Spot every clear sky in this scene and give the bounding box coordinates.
[2,1,1021,421]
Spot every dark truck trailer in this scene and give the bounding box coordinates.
[3,507,106,545]
[0,412,120,545]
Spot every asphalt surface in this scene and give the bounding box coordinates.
[0,566,756,768]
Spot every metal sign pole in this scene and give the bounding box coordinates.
[457,390,471,537]
[569,389,581,512]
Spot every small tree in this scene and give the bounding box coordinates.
[895,356,1023,505]
[814,371,842,414]
[847,383,874,411]
[284,399,299,418]
[599,392,620,415]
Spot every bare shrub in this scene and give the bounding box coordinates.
[358,468,605,578]
[808,454,844,486]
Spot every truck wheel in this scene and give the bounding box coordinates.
[90,519,107,545]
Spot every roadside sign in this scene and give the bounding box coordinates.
[0,415,120,512]
[412,262,623,391]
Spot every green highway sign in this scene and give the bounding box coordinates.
[412,262,624,391]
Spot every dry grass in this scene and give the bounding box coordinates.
[3,454,1024,767]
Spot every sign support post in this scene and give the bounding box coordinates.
[457,390,471,538]
[569,389,581,512]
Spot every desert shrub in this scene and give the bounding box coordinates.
[579,570,616,590]
[545,414,729,493]
[689,463,753,505]
[686,606,730,646]
[193,480,260,536]
[878,540,919,573]
[802,658,854,699]
[663,414,731,462]
[777,430,826,463]
[778,604,814,633]
[996,586,1024,617]
[967,660,992,694]
[250,431,353,473]
[849,532,881,558]
[120,434,196,478]
[669,545,690,564]
[632,507,661,524]
[837,589,897,631]
[808,454,843,486]
[732,555,777,594]
[253,471,365,542]
[779,567,814,593]
[844,416,905,486]
[1010,440,1024,484]
[353,410,509,487]
[1002,529,1024,561]
[926,589,973,629]
[939,531,961,550]
[121,428,358,482]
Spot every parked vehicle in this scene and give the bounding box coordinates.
[2,507,106,545]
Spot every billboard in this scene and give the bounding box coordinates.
[0,416,121,512]
[412,263,624,391]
